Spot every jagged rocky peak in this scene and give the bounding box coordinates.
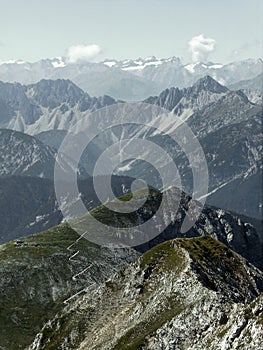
[144,86,183,110]
[28,236,263,350]
[192,75,229,93]
[144,75,230,112]
[158,86,182,101]
[27,79,87,108]
[0,79,120,133]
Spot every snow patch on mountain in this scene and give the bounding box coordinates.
[0,56,261,100]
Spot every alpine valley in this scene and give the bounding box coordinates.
[0,54,262,350]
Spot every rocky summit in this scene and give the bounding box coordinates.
[1,187,262,350]
[28,236,263,350]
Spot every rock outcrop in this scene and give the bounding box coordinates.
[28,236,263,350]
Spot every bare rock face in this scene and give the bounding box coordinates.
[142,294,263,350]
[0,129,56,178]
[28,236,263,350]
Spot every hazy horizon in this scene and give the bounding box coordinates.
[0,0,262,64]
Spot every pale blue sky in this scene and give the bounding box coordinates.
[0,0,262,63]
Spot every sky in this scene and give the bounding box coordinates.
[0,0,262,63]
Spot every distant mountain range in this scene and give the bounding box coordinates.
[0,56,262,100]
[228,72,263,91]
[0,76,260,136]
[0,76,261,223]
[0,79,118,134]
[0,56,262,350]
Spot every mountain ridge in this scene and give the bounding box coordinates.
[0,186,262,349]
[0,76,261,221]
[27,235,263,350]
[0,79,119,134]
[0,56,261,100]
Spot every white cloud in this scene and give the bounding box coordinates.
[188,34,216,62]
[66,44,102,63]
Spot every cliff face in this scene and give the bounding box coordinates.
[88,187,263,270]
[28,236,263,350]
